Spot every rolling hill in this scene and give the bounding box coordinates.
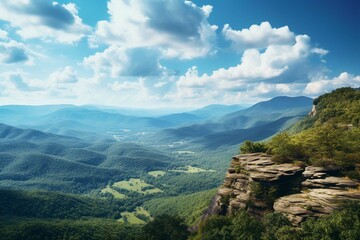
[0,124,175,193]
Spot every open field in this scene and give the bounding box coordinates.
[113,178,162,194]
[171,165,216,173]
[100,185,127,199]
[118,207,151,224]
[148,170,166,177]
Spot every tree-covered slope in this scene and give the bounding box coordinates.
[0,189,126,219]
[289,87,360,132]
[0,124,174,193]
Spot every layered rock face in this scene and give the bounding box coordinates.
[215,153,360,225]
[274,166,360,225]
[216,153,304,217]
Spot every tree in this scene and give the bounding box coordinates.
[193,215,232,240]
[240,140,268,154]
[139,215,188,240]
[262,212,291,240]
[231,211,264,240]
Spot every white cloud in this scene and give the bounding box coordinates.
[167,22,332,106]
[0,29,8,39]
[49,66,78,84]
[177,34,313,90]
[0,0,91,44]
[311,47,329,56]
[304,72,360,95]
[90,0,217,59]
[223,21,295,51]
[83,45,170,79]
[154,81,168,88]
[0,40,31,64]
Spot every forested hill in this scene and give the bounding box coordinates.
[261,87,360,179]
[290,87,360,132]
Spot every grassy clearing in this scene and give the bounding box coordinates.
[100,185,127,199]
[118,207,151,224]
[148,171,166,178]
[171,165,216,174]
[118,212,145,224]
[113,178,162,194]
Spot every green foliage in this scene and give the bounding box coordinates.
[193,203,360,240]
[192,210,264,240]
[240,140,268,154]
[274,226,302,240]
[301,202,360,240]
[231,211,264,240]
[193,215,232,240]
[0,217,141,240]
[250,182,279,205]
[290,87,360,133]
[0,189,125,219]
[262,212,291,240]
[139,215,189,240]
[267,132,306,163]
[264,88,360,179]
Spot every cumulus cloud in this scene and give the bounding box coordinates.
[0,40,30,64]
[305,72,360,95]
[167,22,332,105]
[177,35,313,89]
[49,66,78,84]
[0,0,91,44]
[223,22,295,51]
[90,0,217,59]
[83,46,170,78]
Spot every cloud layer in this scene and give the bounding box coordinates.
[0,1,358,107]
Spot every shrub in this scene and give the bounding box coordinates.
[240,140,268,154]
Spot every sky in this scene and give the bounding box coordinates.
[0,0,359,108]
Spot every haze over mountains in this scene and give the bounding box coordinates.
[0,103,246,139]
[0,95,312,194]
[158,96,312,148]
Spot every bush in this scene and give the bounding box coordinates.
[240,140,268,154]
[262,212,291,240]
[231,211,264,240]
[192,215,232,240]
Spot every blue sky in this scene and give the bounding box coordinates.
[0,0,359,108]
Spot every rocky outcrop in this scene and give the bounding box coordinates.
[213,154,360,226]
[274,188,360,225]
[308,105,317,117]
[216,153,304,217]
[273,166,360,225]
